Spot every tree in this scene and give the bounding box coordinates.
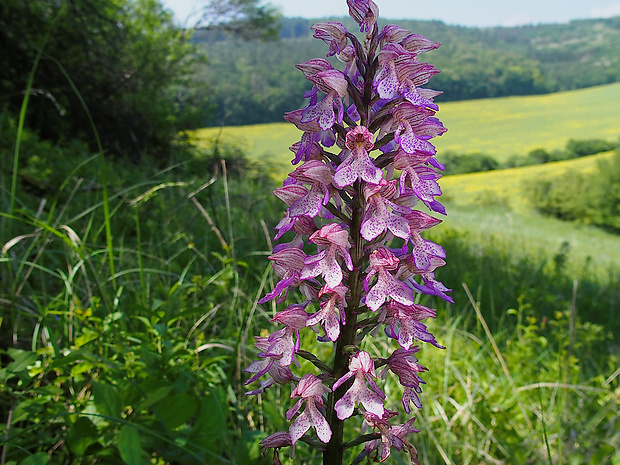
[0,0,279,159]
[194,0,280,40]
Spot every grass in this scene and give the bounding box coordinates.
[2,80,619,464]
[432,83,620,160]
[189,82,620,177]
[2,136,618,464]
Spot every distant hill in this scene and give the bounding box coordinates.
[193,16,620,126]
[189,82,620,177]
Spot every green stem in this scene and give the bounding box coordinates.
[323,180,366,465]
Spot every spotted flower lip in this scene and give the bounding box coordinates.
[301,223,353,288]
[333,351,385,420]
[364,247,414,311]
[333,125,383,188]
[287,374,332,444]
[361,179,411,241]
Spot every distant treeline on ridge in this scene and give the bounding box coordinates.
[193,16,620,126]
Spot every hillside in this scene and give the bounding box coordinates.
[194,16,620,126]
[441,151,614,210]
[437,151,620,275]
[190,83,620,175]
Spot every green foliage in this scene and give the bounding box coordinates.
[0,123,282,464]
[193,0,281,41]
[566,138,619,158]
[194,16,620,126]
[442,151,499,175]
[0,0,206,158]
[524,148,620,231]
[442,137,619,175]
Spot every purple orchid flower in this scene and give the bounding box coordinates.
[312,22,348,57]
[383,301,444,349]
[333,351,385,419]
[287,374,332,444]
[247,4,450,460]
[347,0,379,33]
[364,247,414,311]
[363,413,420,462]
[306,284,348,341]
[258,247,307,304]
[333,125,384,188]
[361,179,411,241]
[244,336,299,395]
[301,223,353,288]
[259,431,292,454]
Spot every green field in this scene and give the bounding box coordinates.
[440,150,614,209]
[190,82,620,176]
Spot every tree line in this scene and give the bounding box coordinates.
[196,16,620,126]
[0,0,278,160]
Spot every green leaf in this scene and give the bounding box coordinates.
[67,417,99,456]
[73,329,99,348]
[589,444,615,465]
[18,453,49,465]
[190,387,227,455]
[118,425,145,465]
[93,381,121,418]
[6,349,38,373]
[155,393,196,430]
[136,381,173,410]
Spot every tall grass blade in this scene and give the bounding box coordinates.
[462,282,533,429]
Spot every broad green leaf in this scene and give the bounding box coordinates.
[73,329,99,348]
[93,381,121,418]
[136,381,172,410]
[67,417,99,456]
[589,445,615,465]
[6,349,38,373]
[18,453,49,465]
[118,425,145,465]
[154,393,196,430]
[191,386,227,460]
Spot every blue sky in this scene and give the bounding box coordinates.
[162,0,620,28]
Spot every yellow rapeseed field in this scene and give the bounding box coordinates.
[440,151,614,211]
[189,82,620,177]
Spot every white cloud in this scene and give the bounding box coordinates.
[589,3,620,18]
[502,13,534,27]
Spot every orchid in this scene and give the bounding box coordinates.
[286,374,332,444]
[333,351,386,419]
[247,2,449,463]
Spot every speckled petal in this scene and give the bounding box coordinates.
[289,411,311,444]
[334,389,356,419]
[307,401,332,443]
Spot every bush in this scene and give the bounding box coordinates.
[523,149,620,231]
[442,151,499,175]
[566,138,618,158]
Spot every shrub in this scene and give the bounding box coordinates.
[442,151,499,174]
[566,138,618,158]
[524,149,620,231]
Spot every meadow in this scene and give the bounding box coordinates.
[2,85,619,465]
[191,82,620,176]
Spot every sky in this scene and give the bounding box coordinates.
[162,0,620,28]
